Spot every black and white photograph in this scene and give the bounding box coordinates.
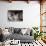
[8,10,23,21]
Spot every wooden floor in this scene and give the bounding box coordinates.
[21,40,46,46]
[0,40,46,46]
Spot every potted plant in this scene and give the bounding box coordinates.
[32,27,43,40]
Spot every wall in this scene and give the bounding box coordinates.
[0,1,40,28]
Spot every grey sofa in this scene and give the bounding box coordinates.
[8,33,34,43]
[3,28,34,43]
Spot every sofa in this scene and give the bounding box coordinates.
[7,27,34,43]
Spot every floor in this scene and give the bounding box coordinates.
[4,40,46,46]
[19,40,46,46]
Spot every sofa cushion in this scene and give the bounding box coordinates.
[21,28,27,35]
[14,28,21,33]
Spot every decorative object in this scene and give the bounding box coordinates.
[32,27,43,40]
[8,10,23,21]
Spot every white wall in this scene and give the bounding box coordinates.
[0,1,40,28]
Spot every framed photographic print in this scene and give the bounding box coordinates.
[8,10,23,21]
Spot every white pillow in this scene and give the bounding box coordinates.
[21,28,27,35]
[2,29,10,36]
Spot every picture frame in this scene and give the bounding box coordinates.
[8,10,23,21]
